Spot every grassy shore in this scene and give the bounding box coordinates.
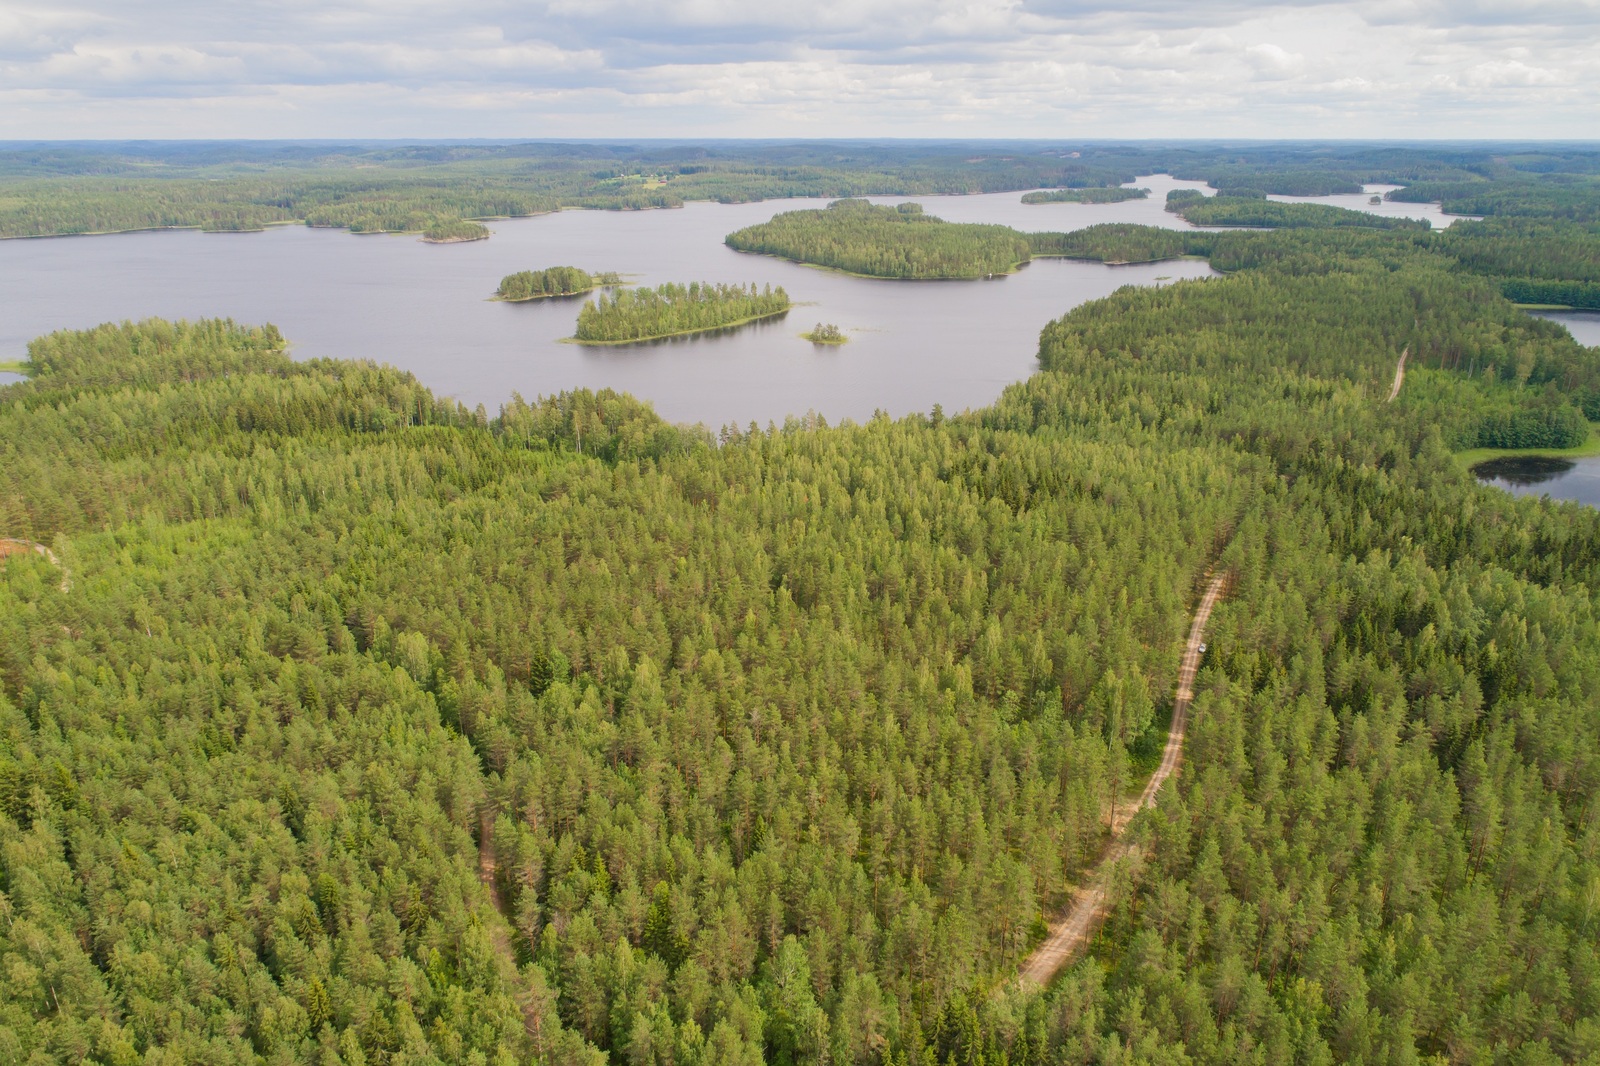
[1456,423,1600,468]
[0,359,29,374]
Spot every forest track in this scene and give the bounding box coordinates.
[1387,346,1408,402]
[478,805,514,942]
[477,804,549,1042]
[0,538,68,592]
[476,806,547,1037]
[1017,573,1226,988]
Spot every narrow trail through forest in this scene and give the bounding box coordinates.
[1017,573,1227,989]
[477,804,551,1040]
[1388,346,1408,402]
[477,806,515,956]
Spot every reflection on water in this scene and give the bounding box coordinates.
[1474,455,1600,508]
[1473,456,1575,485]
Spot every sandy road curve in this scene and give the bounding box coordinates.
[1387,346,1409,403]
[1018,572,1227,988]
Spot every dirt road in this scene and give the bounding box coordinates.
[1387,346,1408,402]
[1017,573,1226,988]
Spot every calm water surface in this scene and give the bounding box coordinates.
[1535,311,1600,349]
[0,173,1474,425]
[1473,456,1600,508]
[1268,184,1473,229]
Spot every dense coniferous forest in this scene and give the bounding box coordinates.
[497,269,623,302]
[573,283,790,342]
[5,141,1600,1065]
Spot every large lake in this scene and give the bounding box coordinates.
[0,176,1485,427]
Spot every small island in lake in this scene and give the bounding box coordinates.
[573,281,790,344]
[421,218,490,243]
[1021,187,1149,205]
[802,323,848,345]
[497,266,624,301]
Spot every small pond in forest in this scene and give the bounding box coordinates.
[1472,455,1600,508]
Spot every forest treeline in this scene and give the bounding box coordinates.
[497,268,624,302]
[573,283,790,342]
[7,141,1595,240]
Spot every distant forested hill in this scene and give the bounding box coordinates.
[4,140,1595,239]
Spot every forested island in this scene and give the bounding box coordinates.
[726,199,1034,278]
[4,142,1600,1066]
[420,219,490,243]
[496,267,624,301]
[573,281,790,342]
[1020,187,1148,204]
[802,322,848,344]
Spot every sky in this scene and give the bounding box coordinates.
[0,0,1596,139]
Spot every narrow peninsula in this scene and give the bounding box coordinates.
[572,281,790,344]
[1165,190,1428,230]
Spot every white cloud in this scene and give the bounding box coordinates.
[0,0,1592,136]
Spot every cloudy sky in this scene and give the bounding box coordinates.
[0,0,1595,139]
